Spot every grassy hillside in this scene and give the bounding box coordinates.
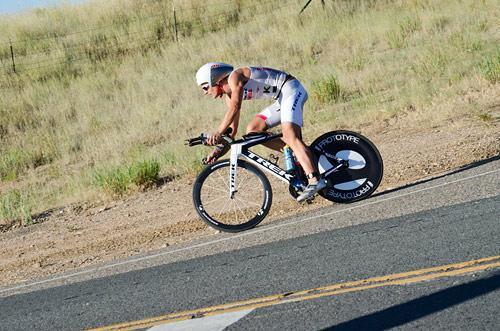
[0,0,498,225]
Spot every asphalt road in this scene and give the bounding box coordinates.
[1,158,499,330]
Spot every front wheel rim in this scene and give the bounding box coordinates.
[193,160,272,232]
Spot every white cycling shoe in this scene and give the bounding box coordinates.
[297,178,328,202]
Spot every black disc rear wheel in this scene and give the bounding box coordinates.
[310,130,383,203]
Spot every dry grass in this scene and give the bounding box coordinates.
[0,0,499,225]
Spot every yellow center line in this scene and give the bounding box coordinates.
[89,255,500,331]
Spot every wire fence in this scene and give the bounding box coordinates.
[0,0,309,81]
[0,0,247,46]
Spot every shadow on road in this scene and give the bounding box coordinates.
[323,272,500,331]
[372,155,500,199]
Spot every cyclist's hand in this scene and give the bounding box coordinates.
[204,147,223,165]
[206,132,222,146]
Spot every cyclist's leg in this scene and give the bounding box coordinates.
[247,101,285,151]
[279,81,320,184]
[282,123,317,181]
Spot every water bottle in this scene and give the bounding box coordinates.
[283,145,295,173]
[284,146,306,190]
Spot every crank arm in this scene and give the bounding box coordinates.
[323,159,349,177]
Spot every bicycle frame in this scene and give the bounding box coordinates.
[228,133,293,198]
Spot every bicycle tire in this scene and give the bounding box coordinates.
[310,130,383,203]
[192,159,273,232]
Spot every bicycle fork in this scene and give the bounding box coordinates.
[229,144,242,199]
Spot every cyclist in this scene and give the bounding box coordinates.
[195,62,326,202]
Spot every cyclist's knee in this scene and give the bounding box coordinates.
[245,125,256,135]
[246,116,267,134]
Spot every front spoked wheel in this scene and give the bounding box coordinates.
[310,130,383,203]
[193,159,272,232]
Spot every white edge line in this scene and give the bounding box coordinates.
[147,308,255,330]
[1,168,499,295]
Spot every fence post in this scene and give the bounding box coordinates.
[172,3,179,42]
[9,39,16,74]
[300,0,327,15]
[299,0,313,14]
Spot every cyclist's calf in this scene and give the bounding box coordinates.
[282,123,317,181]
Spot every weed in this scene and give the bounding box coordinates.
[386,15,421,49]
[477,112,493,123]
[0,189,33,225]
[129,159,160,187]
[429,16,450,33]
[0,147,55,180]
[450,32,484,53]
[312,75,348,104]
[411,48,450,78]
[345,54,367,71]
[93,159,160,195]
[93,166,131,196]
[66,224,82,232]
[0,149,23,181]
[479,52,500,83]
[327,0,379,16]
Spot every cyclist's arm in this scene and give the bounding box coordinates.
[224,95,240,138]
[216,71,244,137]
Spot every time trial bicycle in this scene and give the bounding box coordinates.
[186,130,383,232]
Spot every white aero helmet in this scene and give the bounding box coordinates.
[196,62,234,87]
